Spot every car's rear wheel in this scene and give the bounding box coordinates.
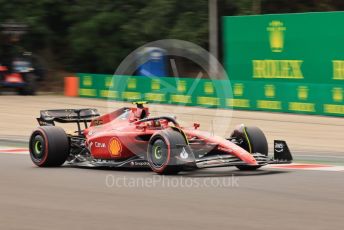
[147,129,189,175]
[29,126,69,167]
[231,126,268,171]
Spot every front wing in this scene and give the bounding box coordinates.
[195,140,293,169]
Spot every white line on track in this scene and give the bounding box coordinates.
[297,154,344,159]
[0,152,29,155]
[0,147,29,155]
[266,163,344,172]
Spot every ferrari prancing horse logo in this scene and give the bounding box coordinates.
[108,137,122,157]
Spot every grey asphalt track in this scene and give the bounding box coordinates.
[0,152,343,230]
[0,95,343,230]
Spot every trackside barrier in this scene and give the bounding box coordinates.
[64,76,79,97]
[75,73,343,117]
[76,74,232,109]
[223,12,344,117]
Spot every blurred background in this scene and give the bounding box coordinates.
[1,0,344,92]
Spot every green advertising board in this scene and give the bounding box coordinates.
[78,73,232,109]
[223,12,344,116]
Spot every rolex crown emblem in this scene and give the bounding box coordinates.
[267,20,286,53]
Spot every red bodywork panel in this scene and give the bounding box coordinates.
[84,107,258,166]
[0,66,8,71]
[184,129,257,165]
[4,73,24,83]
[0,66,24,83]
[85,119,154,159]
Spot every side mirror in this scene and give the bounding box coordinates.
[193,123,200,130]
[133,101,148,109]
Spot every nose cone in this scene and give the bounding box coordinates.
[224,141,258,165]
[241,152,258,165]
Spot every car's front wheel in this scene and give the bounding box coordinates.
[147,129,190,175]
[230,126,268,171]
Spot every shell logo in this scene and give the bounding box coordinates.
[108,137,122,157]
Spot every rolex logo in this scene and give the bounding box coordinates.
[332,87,343,102]
[298,86,308,100]
[264,84,275,98]
[267,20,286,53]
[233,83,244,97]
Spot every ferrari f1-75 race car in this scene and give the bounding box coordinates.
[29,102,293,174]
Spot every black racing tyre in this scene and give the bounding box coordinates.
[232,126,268,171]
[18,73,37,95]
[29,126,69,167]
[147,129,188,175]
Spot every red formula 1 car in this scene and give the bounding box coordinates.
[29,102,293,174]
[0,55,41,95]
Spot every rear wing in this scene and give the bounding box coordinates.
[37,108,100,135]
